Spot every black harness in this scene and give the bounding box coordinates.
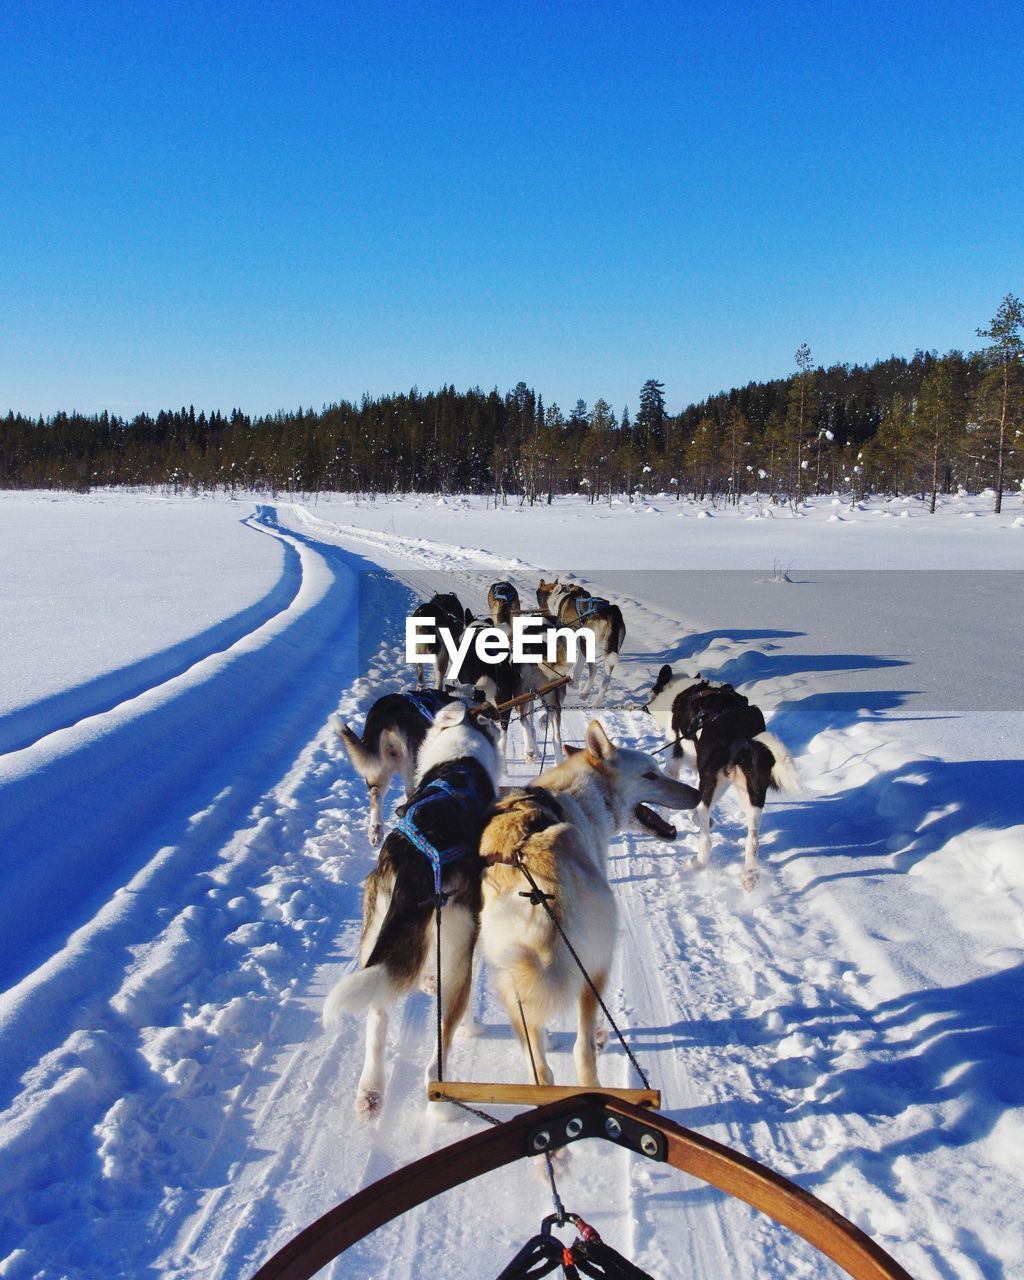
[681,683,746,739]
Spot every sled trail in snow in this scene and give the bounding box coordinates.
[3,497,1020,1280]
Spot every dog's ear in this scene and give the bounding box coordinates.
[658,664,672,684]
[465,606,474,624]
[433,701,468,730]
[469,700,499,723]
[585,720,615,764]
[563,742,584,756]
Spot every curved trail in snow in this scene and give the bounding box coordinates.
[2,501,1019,1279]
[0,516,302,758]
[0,510,358,1084]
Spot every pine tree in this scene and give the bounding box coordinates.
[724,407,750,503]
[975,294,1023,513]
[785,344,817,498]
[864,395,914,493]
[687,416,721,499]
[916,354,970,512]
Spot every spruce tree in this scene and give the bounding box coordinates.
[637,379,667,454]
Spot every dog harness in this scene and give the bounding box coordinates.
[392,764,493,901]
[490,581,517,602]
[403,689,449,724]
[682,684,746,738]
[571,594,609,622]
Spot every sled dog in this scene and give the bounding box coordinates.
[323,699,503,1118]
[411,592,474,689]
[487,580,521,627]
[456,616,575,764]
[536,579,626,700]
[645,666,799,890]
[478,722,699,1087]
[333,688,457,845]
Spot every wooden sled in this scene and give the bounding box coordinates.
[249,1092,913,1280]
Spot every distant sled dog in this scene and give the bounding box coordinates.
[411,591,474,689]
[323,699,503,1118]
[456,615,576,764]
[487,580,521,627]
[478,722,698,1088]
[333,688,456,845]
[645,666,799,890]
[536,579,626,700]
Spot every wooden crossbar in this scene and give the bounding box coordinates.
[493,675,571,714]
[427,1081,661,1109]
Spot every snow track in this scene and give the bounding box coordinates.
[2,496,1021,1279]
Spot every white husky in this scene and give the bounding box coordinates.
[478,721,698,1087]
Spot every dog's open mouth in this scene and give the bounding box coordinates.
[634,803,677,840]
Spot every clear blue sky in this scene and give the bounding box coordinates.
[2,0,1022,419]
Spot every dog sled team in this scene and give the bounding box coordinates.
[328,578,798,1117]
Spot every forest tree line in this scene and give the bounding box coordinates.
[3,295,1021,510]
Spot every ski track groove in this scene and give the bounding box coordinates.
[5,500,1007,1279]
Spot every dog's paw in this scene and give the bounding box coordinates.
[367,822,384,847]
[355,1087,383,1120]
[420,973,437,996]
[524,750,539,764]
[740,867,760,892]
[687,854,709,874]
[458,1017,484,1039]
[595,1026,608,1052]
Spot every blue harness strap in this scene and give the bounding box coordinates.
[403,689,447,724]
[392,769,489,901]
[491,581,516,602]
[573,594,609,622]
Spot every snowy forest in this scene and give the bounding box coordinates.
[4,296,1021,511]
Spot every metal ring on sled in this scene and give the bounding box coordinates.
[249,1092,912,1280]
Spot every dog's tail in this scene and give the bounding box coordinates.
[323,965,396,1026]
[332,714,381,783]
[607,604,626,656]
[753,731,800,795]
[323,869,435,1028]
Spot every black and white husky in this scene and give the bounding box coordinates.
[323,699,503,1118]
[645,666,799,890]
[411,592,474,689]
[456,615,575,764]
[536,578,626,700]
[334,688,456,845]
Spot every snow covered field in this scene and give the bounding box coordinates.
[1,488,1022,1279]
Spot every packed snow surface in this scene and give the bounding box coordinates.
[0,488,1022,1279]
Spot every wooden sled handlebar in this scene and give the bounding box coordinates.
[249,1092,913,1280]
[493,675,571,714]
